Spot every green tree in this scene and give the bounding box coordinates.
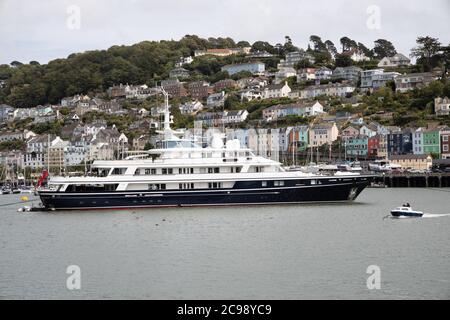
[411,36,442,71]
[335,54,353,67]
[373,39,397,59]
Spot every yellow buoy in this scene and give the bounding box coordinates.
[21,196,29,202]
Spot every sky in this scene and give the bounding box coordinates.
[1,0,449,65]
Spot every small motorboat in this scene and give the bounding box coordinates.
[391,204,424,218]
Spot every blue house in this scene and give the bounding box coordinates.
[345,136,369,157]
[387,129,413,156]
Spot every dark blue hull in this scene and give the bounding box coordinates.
[39,177,371,211]
[390,211,423,218]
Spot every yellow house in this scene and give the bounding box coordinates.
[389,154,433,170]
[309,122,339,147]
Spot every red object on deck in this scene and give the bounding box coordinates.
[37,170,49,188]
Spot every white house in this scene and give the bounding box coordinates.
[435,97,450,116]
[359,125,377,137]
[263,82,292,99]
[297,68,316,82]
[222,110,249,125]
[300,83,356,99]
[207,92,227,108]
[413,128,425,155]
[180,101,204,115]
[377,53,411,68]
[315,67,332,81]
[239,89,262,102]
[275,67,297,84]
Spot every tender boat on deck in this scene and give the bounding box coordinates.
[391,205,424,218]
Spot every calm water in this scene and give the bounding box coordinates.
[0,189,449,300]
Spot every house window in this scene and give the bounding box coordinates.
[444,145,449,152]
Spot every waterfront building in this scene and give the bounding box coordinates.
[345,135,368,158]
[289,126,310,152]
[423,129,441,157]
[413,128,425,155]
[387,129,413,156]
[389,154,433,171]
[368,135,381,159]
[309,123,339,147]
[440,127,450,159]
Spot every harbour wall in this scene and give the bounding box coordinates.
[372,173,450,188]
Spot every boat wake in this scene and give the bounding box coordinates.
[421,213,450,219]
[384,213,450,220]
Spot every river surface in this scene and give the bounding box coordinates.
[0,188,449,300]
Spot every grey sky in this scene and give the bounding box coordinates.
[1,0,449,65]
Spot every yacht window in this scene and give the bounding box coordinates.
[190,168,194,174]
[276,181,285,187]
[145,169,151,175]
[179,183,195,190]
[112,168,125,175]
[311,180,316,185]
[208,182,222,189]
[148,184,166,191]
[66,184,118,192]
[151,169,157,175]
[262,181,268,187]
